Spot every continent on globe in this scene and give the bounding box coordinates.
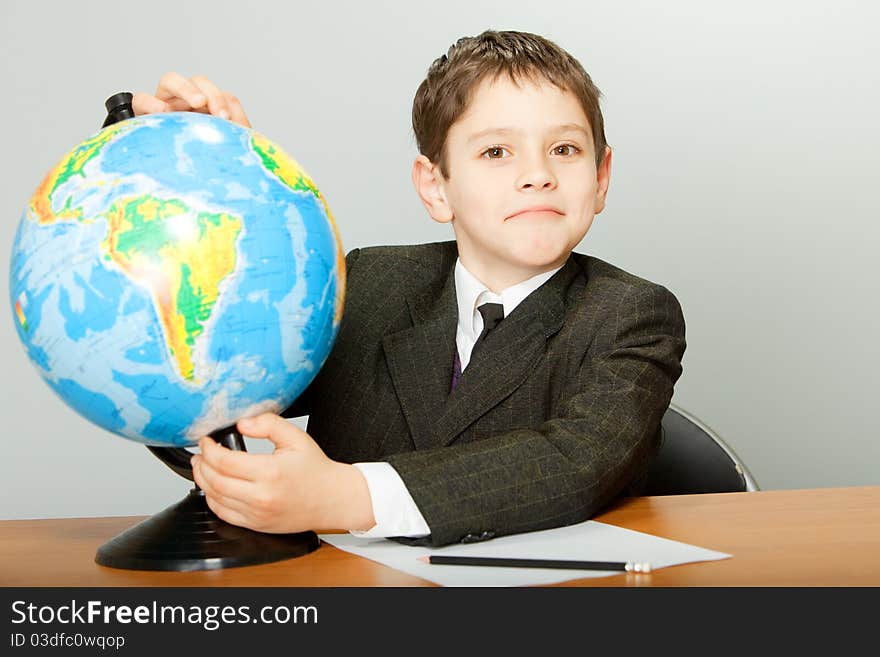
[29,120,130,226]
[102,194,243,383]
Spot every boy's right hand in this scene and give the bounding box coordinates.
[132,73,252,128]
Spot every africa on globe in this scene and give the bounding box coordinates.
[9,112,345,447]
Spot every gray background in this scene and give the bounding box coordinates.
[1,0,877,520]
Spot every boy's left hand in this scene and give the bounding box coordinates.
[191,413,375,534]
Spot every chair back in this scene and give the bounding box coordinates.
[643,404,759,495]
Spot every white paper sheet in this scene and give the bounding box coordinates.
[319,520,731,587]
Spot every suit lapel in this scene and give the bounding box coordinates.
[383,252,580,451]
[382,262,458,451]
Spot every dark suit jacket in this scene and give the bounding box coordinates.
[284,240,686,547]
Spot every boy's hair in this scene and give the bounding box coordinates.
[412,30,608,180]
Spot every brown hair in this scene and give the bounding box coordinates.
[412,30,608,179]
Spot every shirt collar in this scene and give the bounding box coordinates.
[454,258,563,342]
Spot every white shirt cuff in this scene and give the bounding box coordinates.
[349,462,431,538]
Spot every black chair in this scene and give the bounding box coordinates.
[643,404,759,496]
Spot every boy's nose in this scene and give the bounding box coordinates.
[515,158,557,190]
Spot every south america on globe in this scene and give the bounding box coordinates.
[9,112,345,447]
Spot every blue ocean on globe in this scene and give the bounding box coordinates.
[9,112,346,446]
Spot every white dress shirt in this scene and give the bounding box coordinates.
[349,258,563,539]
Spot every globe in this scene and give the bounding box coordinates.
[9,111,345,448]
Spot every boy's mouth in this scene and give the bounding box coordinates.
[506,206,564,221]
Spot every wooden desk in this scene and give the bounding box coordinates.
[2,486,878,586]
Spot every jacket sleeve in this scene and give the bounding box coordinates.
[385,283,686,547]
[282,247,361,418]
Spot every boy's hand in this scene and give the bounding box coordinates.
[132,72,252,128]
[191,413,375,534]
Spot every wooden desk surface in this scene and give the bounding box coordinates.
[2,486,878,587]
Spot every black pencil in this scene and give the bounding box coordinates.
[417,555,652,573]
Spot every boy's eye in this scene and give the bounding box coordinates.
[554,144,581,156]
[481,146,509,159]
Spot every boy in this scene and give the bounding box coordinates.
[124,30,685,547]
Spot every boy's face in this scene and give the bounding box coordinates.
[413,74,611,290]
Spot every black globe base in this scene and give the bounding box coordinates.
[95,487,320,572]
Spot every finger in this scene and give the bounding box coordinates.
[193,459,257,524]
[190,75,230,120]
[193,453,258,503]
[165,96,209,113]
[197,436,273,481]
[204,493,252,529]
[225,92,251,128]
[237,413,308,450]
[155,71,208,110]
[131,92,168,116]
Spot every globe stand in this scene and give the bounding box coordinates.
[95,426,320,571]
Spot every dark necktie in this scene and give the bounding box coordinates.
[451,302,504,392]
[473,302,505,356]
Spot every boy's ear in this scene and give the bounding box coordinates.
[593,146,613,214]
[412,155,453,223]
